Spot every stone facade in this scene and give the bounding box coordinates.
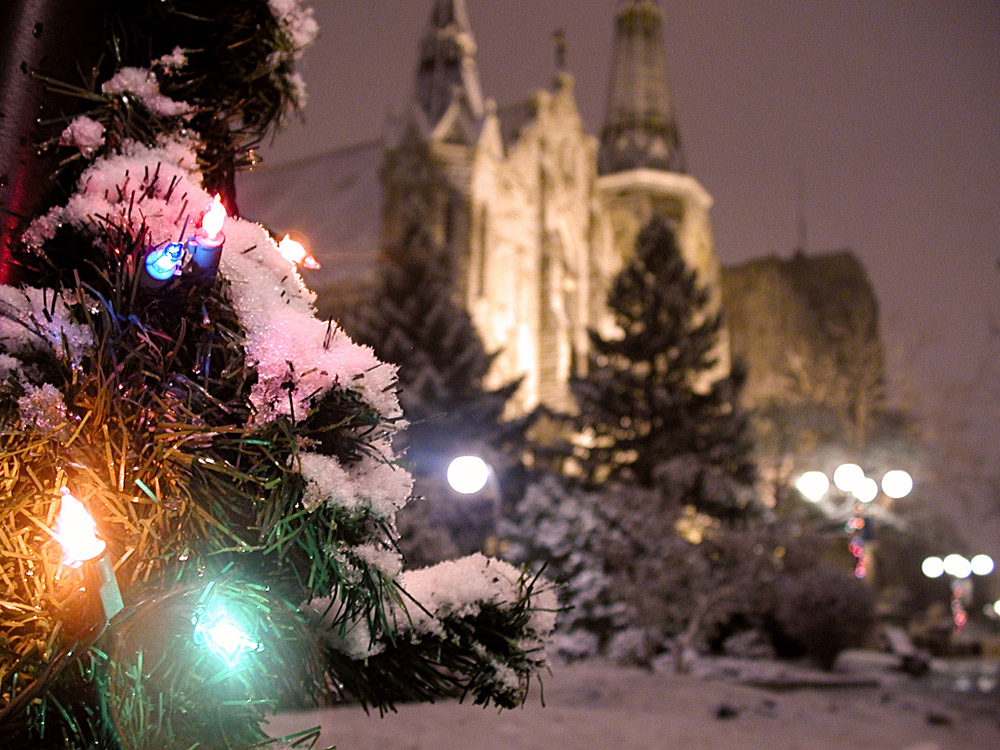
[378,0,725,413]
[237,0,883,426]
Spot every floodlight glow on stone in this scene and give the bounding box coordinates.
[447,455,490,495]
[853,476,879,504]
[970,554,995,577]
[921,556,945,578]
[795,471,829,502]
[833,463,865,493]
[55,487,106,567]
[881,469,913,499]
[943,553,972,579]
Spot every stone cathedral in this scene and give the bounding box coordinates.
[239,0,884,431]
[378,0,724,414]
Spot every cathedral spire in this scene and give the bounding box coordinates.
[414,0,485,126]
[599,0,685,174]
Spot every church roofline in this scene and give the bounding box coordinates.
[596,168,712,211]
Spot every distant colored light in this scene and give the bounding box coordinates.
[881,470,913,499]
[853,477,879,504]
[943,553,972,579]
[921,556,945,578]
[833,463,865,493]
[795,471,829,502]
[993,600,1000,617]
[970,554,995,577]
[447,455,490,495]
[55,487,106,566]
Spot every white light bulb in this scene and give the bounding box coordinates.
[881,469,913,499]
[943,553,972,579]
[795,471,829,502]
[833,463,865,493]
[447,456,490,494]
[853,477,879,504]
[921,556,945,578]
[970,554,995,577]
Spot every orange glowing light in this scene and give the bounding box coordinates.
[55,488,106,567]
[277,234,321,269]
[200,194,227,241]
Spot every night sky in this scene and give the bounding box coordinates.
[255,1,1000,417]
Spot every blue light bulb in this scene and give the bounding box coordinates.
[145,242,185,282]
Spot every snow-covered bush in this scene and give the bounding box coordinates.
[503,475,631,660]
[774,562,877,670]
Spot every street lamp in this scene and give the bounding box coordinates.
[922,553,995,633]
[446,455,502,554]
[795,464,913,579]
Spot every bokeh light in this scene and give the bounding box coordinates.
[853,476,879,503]
[833,463,865,493]
[447,455,490,495]
[795,471,829,502]
[881,469,913,499]
[970,554,995,577]
[921,556,945,578]
[943,553,972,579]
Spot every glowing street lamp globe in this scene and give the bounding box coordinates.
[943,553,972,579]
[833,463,865,493]
[853,476,879,504]
[881,469,913,499]
[971,554,995,577]
[921,556,945,578]
[795,471,829,502]
[447,455,490,495]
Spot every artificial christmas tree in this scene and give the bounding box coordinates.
[571,216,757,522]
[344,227,525,557]
[0,3,554,748]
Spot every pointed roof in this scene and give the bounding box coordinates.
[414,0,485,127]
[599,0,685,175]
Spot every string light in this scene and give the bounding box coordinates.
[277,234,321,269]
[54,488,123,621]
[141,241,185,289]
[188,194,227,279]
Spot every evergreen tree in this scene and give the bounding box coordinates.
[0,4,553,748]
[572,216,756,521]
[343,228,525,555]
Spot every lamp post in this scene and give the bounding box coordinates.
[446,455,502,555]
[921,553,995,633]
[795,463,913,579]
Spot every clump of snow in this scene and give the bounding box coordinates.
[219,218,402,424]
[350,542,403,580]
[0,285,92,366]
[102,67,193,119]
[60,116,106,157]
[156,46,187,71]
[286,71,308,109]
[308,553,556,667]
[398,554,557,645]
[24,137,205,251]
[17,382,67,431]
[268,0,319,56]
[297,450,411,519]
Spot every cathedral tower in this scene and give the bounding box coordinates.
[595,0,728,376]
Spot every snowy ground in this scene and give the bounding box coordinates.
[268,652,1000,750]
